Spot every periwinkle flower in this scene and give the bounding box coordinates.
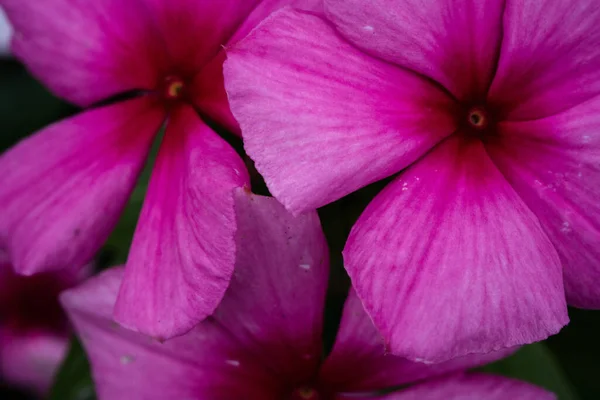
[0,0,316,340]
[61,193,553,400]
[224,1,600,361]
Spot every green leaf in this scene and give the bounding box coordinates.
[479,342,580,400]
[48,337,95,400]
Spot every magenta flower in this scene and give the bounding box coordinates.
[0,0,316,340]
[224,2,600,361]
[61,193,552,400]
[0,254,87,393]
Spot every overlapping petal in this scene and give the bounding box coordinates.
[487,96,600,308]
[320,289,516,393]
[324,0,505,100]
[0,98,163,275]
[225,9,456,213]
[62,268,281,400]
[212,191,329,384]
[64,193,328,399]
[344,137,568,362]
[488,0,600,120]
[113,105,249,340]
[0,0,264,106]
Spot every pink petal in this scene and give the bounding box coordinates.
[191,51,241,135]
[371,374,555,400]
[488,0,600,120]
[113,105,249,340]
[190,1,323,136]
[63,195,327,398]
[1,0,264,106]
[224,9,456,213]
[0,330,68,394]
[487,97,600,308]
[320,289,516,393]
[324,0,504,100]
[211,191,329,385]
[0,8,10,55]
[62,268,282,400]
[0,98,163,275]
[1,0,159,106]
[343,137,568,363]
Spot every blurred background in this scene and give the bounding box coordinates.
[1,8,600,400]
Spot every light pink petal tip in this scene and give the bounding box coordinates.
[212,191,329,383]
[0,8,10,55]
[344,137,568,363]
[324,0,504,100]
[0,98,163,276]
[0,331,68,394]
[376,374,555,400]
[224,8,456,214]
[320,289,516,393]
[489,0,600,120]
[488,96,600,308]
[113,105,249,340]
[61,267,281,400]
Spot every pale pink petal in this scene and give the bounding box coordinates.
[0,8,10,55]
[368,374,555,400]
[212,191,329,385]
[62,268,283,400]
[487,96,600,308]
[324,0,504,100]
[0,98,163,275]
[344,137,568,363]
[0,330,67,394]
[320,289,516,393]
[225,9,456,213]
[113,105,250,340]
[488,0,600,120]
[0,0,161,106]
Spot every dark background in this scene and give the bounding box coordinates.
[1,54,600,400]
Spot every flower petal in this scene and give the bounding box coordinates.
[0,8,10,55]
[62,268,282,400]
[320,289,516,393]
[1,0,160,106]
[372,374,555,400]
[0,0,264,106]
[0,330,68,394]
[225,9,456,213]
[487,96,600,308]
[211,191,329,384]
[113,105,249,340]
[324,0,505,100]
[192,2,324,135]
[488,0,600,119]
[0,98,163,275]
[343,137,568,362]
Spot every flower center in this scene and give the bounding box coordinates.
[162,75,187,102]
[290,386,320,399]
[467,106,488,130]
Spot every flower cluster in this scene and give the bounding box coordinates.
[0,0,598,398]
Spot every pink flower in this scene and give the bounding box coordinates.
[0,0,316,340]
[61,192,553,400]
[0,254,88,393]
[224,2,600,361]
